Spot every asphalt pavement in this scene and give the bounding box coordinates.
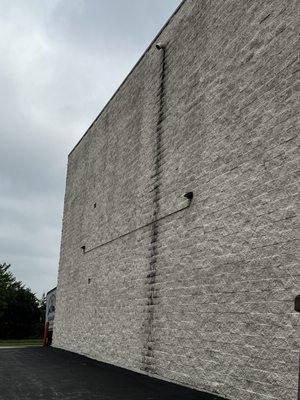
[0,346,225,400]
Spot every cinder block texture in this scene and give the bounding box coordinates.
[53,1,300,399]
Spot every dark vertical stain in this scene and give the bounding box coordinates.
[142,47,167,373]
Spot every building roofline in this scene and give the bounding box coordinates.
[68,0,187,157]
[46,287,57,296]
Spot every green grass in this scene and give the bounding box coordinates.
[0,339,43,346]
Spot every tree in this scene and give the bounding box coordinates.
[0,263,43,339]
[0,263,17,320]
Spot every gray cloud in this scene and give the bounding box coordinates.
[0,0,181,297]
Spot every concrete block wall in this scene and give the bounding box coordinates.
[53,1,300,399]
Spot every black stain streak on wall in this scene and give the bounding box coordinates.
[143,47,167,373]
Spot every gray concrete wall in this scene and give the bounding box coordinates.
[53,1,300,399]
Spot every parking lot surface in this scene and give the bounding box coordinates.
[0,346,225,399]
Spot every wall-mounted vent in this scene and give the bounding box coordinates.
[184,192,194,201]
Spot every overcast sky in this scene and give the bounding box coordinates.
[0,0,181,297]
